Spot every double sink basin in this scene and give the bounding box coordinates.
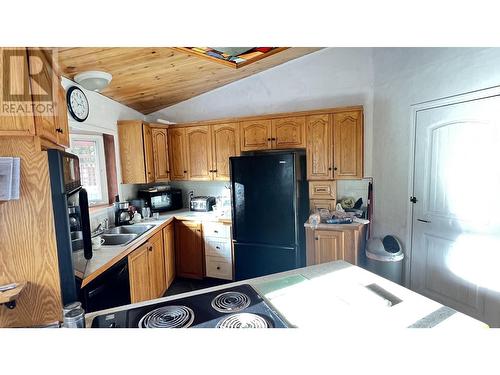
[71,224,155,251]
[99,224,155,246]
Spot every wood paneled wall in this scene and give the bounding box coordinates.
[0,137,62,327]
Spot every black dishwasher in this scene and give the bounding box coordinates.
[77,257,131,313]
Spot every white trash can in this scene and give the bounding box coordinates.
[365,236,404,285]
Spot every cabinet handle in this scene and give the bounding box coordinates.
[334,167,338,171]
[184,170,187,173]
[197,229,201,232]
[56,128,63,133]
[213,169,217,173]
[328,167,332,171]
[267,138,271,141]
[315,188,328,192]
[315,237,319,240]
[216,246,220,249]
[272,138,276,141]
[214,230,218,233]
[216,266,221,270]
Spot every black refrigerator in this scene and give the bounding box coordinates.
[230,150,309,280]
[47,149,92,306]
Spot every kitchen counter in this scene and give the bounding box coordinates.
[84,260,486,328]
[73,209,231,288]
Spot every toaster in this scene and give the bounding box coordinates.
[190,196,216,212]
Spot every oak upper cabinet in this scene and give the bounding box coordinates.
[118,121,155,184]
[333,110,363,179]
[211,123,240,180]
[151,127,170,182]
[186,126,213,181]
[271,116,306,149]
[128,243,152,303]
[240,120,272,151]
[163,222,176,288]
[175,220,204,279]
[0,48,36,135]
[306,114,332,180]
[168,127,188,180]
[27,49,59,146]
[54,77,70,148]
[147,232,167,299]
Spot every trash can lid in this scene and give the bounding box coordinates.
[366,238,404,262]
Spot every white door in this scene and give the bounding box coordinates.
[411,95,500,327]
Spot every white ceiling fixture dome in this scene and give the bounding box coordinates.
[74,70,112,92]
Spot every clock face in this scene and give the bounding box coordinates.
[67,86,89,122]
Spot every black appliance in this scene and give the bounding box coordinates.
[138,187,182,213]
[90,284,288,328]
[190,196,216,212]
[77,257,131,313]
[230,151,309,281]
[114,201,132,226]
[47,150,92,306]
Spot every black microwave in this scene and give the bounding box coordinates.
[138,188,182,213]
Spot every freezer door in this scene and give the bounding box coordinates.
[234,243,298,281]
[230,153,296,246]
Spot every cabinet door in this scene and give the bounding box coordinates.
[128,244,152,303]
[211,123,240,181]
[240,120,272,151]
[186,126,212,180]
[175,221,204,279]
[306,114,332,180]
[27,48,58,144]
[147,232,166,299]
[333,111,363,179]
[55,77,70,148]
[118,121,148,184]
[152,127,170,181]
[314,230,345,264]
[168,127,188,180]
[163,222,176,288]
[272,116,306,149]
[142,124,155,183]
[0,48,36,135]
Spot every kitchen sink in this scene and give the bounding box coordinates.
[101,233,138,246]
[103,224,155,236]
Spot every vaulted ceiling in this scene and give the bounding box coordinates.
[56,47,321,114]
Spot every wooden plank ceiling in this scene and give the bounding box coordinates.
[56,47,321,114]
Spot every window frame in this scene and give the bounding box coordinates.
[68,133,109,206]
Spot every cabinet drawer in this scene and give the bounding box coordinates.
[203,222,230,239]
[205,257,232,280]
[310,199,337,212]
[309,180,336,200]
[205,238,232,259]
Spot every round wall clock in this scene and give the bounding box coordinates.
[66,86,89,122]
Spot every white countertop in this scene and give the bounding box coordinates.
[73,209,231,286]
[84,260,486,328]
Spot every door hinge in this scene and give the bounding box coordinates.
[410,196,417,203]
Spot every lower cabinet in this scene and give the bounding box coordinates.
[128,231,166,304]
[175,220,204,279]
[305,225,366,266]
[203,222,233,280]
[163,222,176,287]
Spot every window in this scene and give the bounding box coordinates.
[68,134,108,205]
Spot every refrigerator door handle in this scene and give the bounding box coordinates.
[79,188,93,260]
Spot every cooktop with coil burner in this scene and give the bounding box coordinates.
[90,284,289,328]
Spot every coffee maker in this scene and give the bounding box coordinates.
[114,201,132,226]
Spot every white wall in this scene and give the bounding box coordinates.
[61,77,144,202]
[148,48,375,177]
[371,48,500,261]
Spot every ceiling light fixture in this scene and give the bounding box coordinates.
[74,70,112,92]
